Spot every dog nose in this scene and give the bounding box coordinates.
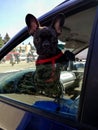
[43,40,50,47]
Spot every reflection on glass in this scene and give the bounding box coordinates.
[0,44,86,120]
[0,6,96,120]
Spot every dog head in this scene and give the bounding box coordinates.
[25,13,65,56]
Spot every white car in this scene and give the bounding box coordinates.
[19,53,27,61]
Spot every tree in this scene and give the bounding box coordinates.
[3,33,10,44]
[0,34,4,48]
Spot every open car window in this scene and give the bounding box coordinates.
[0,6,96,121]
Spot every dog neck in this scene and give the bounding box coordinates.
[36,52,63,65]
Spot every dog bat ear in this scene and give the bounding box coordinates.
[25,14,40,35]
[51,13,65,36]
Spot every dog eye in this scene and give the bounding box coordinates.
[34,38,41,43]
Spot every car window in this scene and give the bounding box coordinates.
[0,6,96,120]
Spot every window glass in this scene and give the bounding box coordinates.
[0,7,96,120]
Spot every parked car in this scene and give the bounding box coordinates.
[0,0,98,130]
[19,53,27,61]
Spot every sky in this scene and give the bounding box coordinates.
[0,0,65,39]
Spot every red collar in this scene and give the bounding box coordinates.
[36,52,63,65]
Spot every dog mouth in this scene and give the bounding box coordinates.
[37,46,56,56]
[43,48,53,55]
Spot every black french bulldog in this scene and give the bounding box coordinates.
[25,13,75,98]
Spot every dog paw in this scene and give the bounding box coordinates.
[64,50,75,61]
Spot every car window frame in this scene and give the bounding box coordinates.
[78,7,98,128]
[0,1,98,129]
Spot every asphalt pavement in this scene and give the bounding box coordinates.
[0,61,35,78]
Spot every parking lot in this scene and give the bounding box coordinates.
[0,61,35,73]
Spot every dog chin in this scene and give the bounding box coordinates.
[37,51,56,57]
[37,48,56,56]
